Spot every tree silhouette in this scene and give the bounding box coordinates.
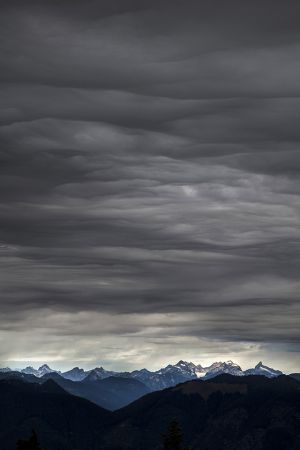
[16,430,42,450]
[162,420,191,450]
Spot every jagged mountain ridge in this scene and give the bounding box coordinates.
[2,360,283,389]
[244,361,283,377]
[20,364,56,377]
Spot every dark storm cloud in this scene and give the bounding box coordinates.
[0,0,299,370]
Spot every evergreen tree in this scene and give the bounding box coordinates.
[162,420,191,450]
[16,430,42,450]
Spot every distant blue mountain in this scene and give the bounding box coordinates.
[2,359,283,392]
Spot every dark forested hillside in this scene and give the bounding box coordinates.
[0,375,299,450]
[0,378,111,450]
[102,374,300,450]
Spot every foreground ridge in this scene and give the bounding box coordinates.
[0,373,299,450]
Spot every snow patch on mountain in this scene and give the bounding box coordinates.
[62,367,89,381]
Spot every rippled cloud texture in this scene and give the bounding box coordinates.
[0,0,300,372]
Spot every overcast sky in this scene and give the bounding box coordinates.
[0,0,300,373]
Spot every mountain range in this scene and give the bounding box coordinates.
[0,373,299,450]
[0,360,284,411]
[2,359,283,383]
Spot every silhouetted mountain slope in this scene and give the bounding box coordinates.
[0,378,111,450]
[290,373,300,382]
[0,371,40,383]
[84,376,150,410]
[40,373,150,410]
[1,374,299,450]
[0,371,149,410]
[101,374,300,450]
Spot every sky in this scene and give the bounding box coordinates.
[0,0,300,373]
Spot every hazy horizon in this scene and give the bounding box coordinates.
[1,354,298,374]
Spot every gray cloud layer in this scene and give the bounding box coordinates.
[0,0,299,371]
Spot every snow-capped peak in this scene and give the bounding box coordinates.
[226,360,238,366]
[85,366,117,381]
[203,360,244,379]
[62,367,88,381]
[255,361,263,368]
[244,361,282,378]
[20,364,57,378]
[39,364,51,371]
[175,360,196,370]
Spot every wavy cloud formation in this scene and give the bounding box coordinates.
[0,0,299,372]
